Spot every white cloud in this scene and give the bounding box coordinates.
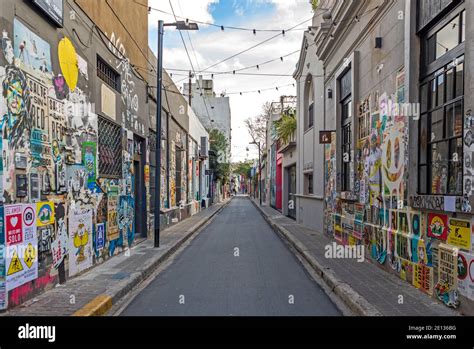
[150,0,312,162]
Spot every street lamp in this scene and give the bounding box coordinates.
[249,141,262,206]
[155,20,199,248]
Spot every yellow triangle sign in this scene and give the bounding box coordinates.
[24,243,36,269]
[7,250,23,275]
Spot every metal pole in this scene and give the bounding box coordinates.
[259,142,262,206]
[155,20,164,248]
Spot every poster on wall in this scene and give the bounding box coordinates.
[36,201,55,227]
[96,223,105,252]
[13,18,52,73]
[438,243,458,290]
[427,213,449,241]
[107,185,119,241]
[51,202,68,269]
[82,141,97,185]
[5,204,38,291]
[457,251,474,301]
[413,263,433,295]
[447,218,471,250]
[68,207,93,277]
[0,206,6,310]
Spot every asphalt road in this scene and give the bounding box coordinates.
[120,197,341,316]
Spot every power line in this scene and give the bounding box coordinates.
[169,0,214,127]
[160,44,312,76]
[136,66,294,77]
[134,0,309,33]
[198,16,314,73]
[104,0,157,73]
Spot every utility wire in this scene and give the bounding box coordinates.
[134,0,309,33]
[169,0,214,126]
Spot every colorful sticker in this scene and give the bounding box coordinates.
[36,201,55,227]
[448,218,471,250]
[427,213,448,241]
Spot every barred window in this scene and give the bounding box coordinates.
[98,116,122,178]
[97,55,121,92]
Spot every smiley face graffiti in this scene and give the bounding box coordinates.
[381,127,405,195]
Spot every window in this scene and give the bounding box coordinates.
[419,7,464,196]
[304,173,313,195]
[305,75,314,131]
[98,116,122,178]
[340,68,352,192]
[308,102,314,129]
[97,55,121,92]
[425,11,465,65]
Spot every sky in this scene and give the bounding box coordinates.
[148,0,313,162]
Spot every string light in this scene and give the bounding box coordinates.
[137,1,312,33]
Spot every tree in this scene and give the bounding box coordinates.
[233,160,253,180]
[209,129,230,184]
[274,107,296,144]
[244,102,271,152]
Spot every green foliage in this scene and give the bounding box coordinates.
[274,108,297,144]
[233,161,253,179]
[311,0,319,12]
[209,129,230,184]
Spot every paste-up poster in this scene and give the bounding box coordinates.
[457,251,474,301]
[0,206,6,310]
[51,202,68,269]
[68,207,93,277]
[427,213,448,241]
[413,263,433,295]
[5,204,38,291]
[107,185,119,241]
[448,218,471,250]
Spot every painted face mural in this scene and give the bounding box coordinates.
[381,128,405,195]
[52,75,68,100]
[1,66,30,149]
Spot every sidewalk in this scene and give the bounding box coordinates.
[2,199,231,316]
[250,198,459,316]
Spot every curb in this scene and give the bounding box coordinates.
[73,198,233,316]
[250,198,382,316]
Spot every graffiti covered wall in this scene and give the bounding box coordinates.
[325,66,473,309]
[0,5,150,308]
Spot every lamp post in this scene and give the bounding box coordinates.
[155,20,198,248]
[250,141,261,206]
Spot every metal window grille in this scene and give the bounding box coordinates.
[97,55,121,92]
[98,116,122,178]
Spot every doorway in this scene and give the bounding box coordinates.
[287,165,296,219]
[133,135,146,239]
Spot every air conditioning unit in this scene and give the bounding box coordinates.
[199,136,208,159]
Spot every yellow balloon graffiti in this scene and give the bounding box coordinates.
[58,37,78,91]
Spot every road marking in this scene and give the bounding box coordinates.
[73,295,112,316]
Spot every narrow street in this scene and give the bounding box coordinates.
[120,197,341,316]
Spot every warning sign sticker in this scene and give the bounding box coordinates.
[5,204,38,291]
[7,250,23,275]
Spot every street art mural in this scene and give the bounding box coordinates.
[324,66,471,309]
[0,16,153,310]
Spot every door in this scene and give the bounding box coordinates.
[288,165,296,219]
[133,135,146,239]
